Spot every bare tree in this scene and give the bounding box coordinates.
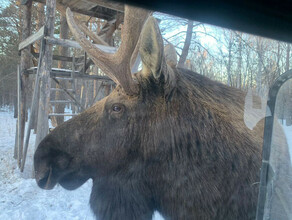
[236,32,242,89]
[177,20,193,68]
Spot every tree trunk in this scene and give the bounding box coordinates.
[236,32,242,89]
[178,20,193,68]
[227,33,232,86]
[256,37,263,94]
[35,3,44,51]
[243,47,250,90]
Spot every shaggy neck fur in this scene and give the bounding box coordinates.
[140,68,261,219]
[90,173,154,220]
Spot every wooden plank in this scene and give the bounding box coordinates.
[45,36,117,53]
[33,0,123,20]
[50,71,79,76]
[86,0,124,12]
[74,74,114,81]
[67,0,80,7]
[21,0,32,5]
[83,52,87,75]
[51,88,74,92]
[49,113,78,116]
[45,37,82,49]
[25,67,114,81]
[51,77,85,111]
[17,66,22,168]
[71,56,77,113]
[19,26,45,51]
[90,81,103,105]
[72,7,117,20]
[56,2,117,20]
[78,59,93,74]
[20,39,44,172]
[52,72,114,81]
[50,100,74,103]
[53,77,73,80]
[31,51,84,63]
[14,122,18,159]
[31,0,45,3]
[19,0,32,171]
[71,0,97,11]
[78,21,109,45]
[25,67,80,75]
[35,0,56,150]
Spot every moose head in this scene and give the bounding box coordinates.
[34,4,292,220]
[35,5,182,219]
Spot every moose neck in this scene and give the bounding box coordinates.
[136,68,262,219]
[90,162,155,220]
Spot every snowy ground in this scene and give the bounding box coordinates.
[0,106,291,220]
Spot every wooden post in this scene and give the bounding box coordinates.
[19,0,32,164]
[71,55,77,113]
[35,0,56,148]
[14,123,18,159]
[21,40,44,172]
[16,66,22,167]
[54,14,69,126]
[91,81,103,105]
[33,82,40,134]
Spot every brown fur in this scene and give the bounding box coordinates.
[34,69,262,219]
[34,16,291,220]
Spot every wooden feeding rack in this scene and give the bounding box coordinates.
[16,0,125,172]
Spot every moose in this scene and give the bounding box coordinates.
[34,5,292,220]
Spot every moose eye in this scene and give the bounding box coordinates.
[112,104,122,113]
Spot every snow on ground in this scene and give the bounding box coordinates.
[1,106,291,220]
[0,107,164,220]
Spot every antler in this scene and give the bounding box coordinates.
[66,6,150,95]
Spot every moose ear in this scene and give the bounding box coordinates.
[139,17,166,80]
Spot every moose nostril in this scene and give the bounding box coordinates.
[38,174,49,189]
[36,166,53,189]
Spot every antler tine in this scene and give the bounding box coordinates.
[66,6,150,95]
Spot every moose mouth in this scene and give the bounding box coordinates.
[36,166,57,190]
[36,166,89,191]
